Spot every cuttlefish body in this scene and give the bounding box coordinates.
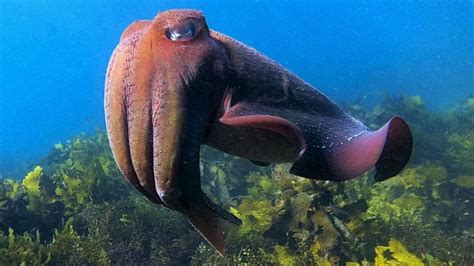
[105,10,412,254]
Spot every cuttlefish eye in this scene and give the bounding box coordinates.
[165,21,197,42]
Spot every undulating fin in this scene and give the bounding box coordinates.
[250,160,271,166]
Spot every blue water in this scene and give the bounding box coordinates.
[0,1,472,177]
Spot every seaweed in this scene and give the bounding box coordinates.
[1,95,473,264]
[47,218,110,265]
[374,238,425,265]
[0,229,50,265]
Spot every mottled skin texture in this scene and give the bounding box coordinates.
[105,10,413,254]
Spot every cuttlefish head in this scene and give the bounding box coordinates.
[105,10,231,208]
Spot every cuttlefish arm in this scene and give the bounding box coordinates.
[207,31,412,182]
[105,10,239,254]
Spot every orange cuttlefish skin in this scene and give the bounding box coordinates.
[105,9,412,255]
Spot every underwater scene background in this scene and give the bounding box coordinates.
[0,0,473,265]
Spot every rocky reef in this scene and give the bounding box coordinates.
[0,95,473,265]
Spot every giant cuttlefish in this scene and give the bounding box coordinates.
[105,9,412,254]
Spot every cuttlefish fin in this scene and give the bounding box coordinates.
[186,195,241,255]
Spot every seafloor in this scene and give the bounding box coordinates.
[0,94,473,265]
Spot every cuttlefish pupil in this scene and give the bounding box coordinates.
[165,21,197,41]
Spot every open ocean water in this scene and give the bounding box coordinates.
[0,1,473,265]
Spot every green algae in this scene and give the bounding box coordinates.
[375,238,424,266]
[1,95,474,264]
[451,175,474,188]
[22,166,42,197]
